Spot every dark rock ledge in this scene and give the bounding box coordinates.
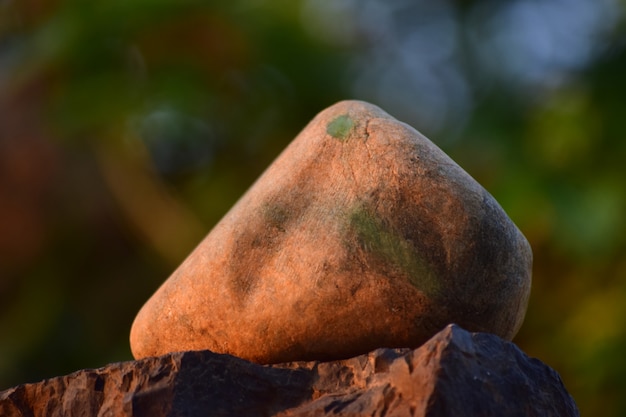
[0,324,579,417]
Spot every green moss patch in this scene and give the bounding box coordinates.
[326,114,354,140]
[348,206,440,296]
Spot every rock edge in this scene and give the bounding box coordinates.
[1,325,578,417]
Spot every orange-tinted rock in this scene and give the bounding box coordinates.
[130,100,532,363]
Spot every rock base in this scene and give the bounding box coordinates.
[0,325,578,417]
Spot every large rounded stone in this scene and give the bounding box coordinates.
[130,100,532,363]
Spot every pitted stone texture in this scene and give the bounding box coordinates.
[0,325,578,417]
[130,100,532,363]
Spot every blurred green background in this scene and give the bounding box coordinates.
[1,0,625,414]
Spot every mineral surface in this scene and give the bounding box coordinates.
[130,100,532,363]
[0,325,578,417]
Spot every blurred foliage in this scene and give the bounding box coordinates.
[1,0,626,415]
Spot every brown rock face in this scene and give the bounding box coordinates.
[0,325,579,417]
[130,100,532,363]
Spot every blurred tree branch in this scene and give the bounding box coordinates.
[94,133,205,266]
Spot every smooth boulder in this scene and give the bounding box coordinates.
[130,100,532,363]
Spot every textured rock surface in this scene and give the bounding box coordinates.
[130,100,532,363]
[1,325,578,417]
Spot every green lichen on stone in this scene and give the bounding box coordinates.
[326,114,354,140]
[348,206,440,296]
